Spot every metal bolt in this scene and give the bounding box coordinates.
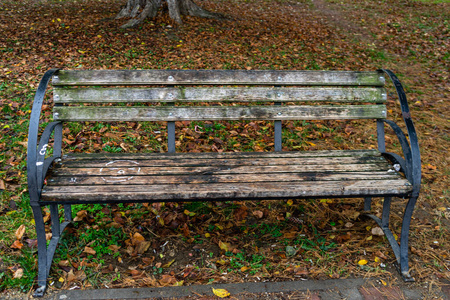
[278,112,282,115]
[168,76,174,81]
[405,182,411,186]
[54,95,60,101]
[54,112,59,118]
[169,112,173,116]
[53,75,59,80]
[277,76,282,81]
[277,93,281,97]
[168,93,173,98]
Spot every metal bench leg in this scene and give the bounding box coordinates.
[33,204,72,297]
[365,196,415,281]
[399,196,418,281]
[364,197,372,211]
[31,205,48,297]
[64,204,72,222]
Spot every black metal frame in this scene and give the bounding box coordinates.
[27,68,421,296]
[365,69,421,281]
[27,69,73,297]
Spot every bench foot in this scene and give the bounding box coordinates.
[32,204,72,297]
[364,196,417,282]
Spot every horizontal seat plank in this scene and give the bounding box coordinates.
[57,155,386,168]
[53,105,387,122]
[51,163,393,176]
[47,172,404,186]
[40,180,412,202]
[53,87,387,103]
[53,70,385,86]
[62,150,382,161]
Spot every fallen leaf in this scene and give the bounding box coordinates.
[219,240,231,252]
[136,241,151,254]
[13,268,23,279]
[252,210,263,218]
[212,288,230,298]
[0,179,5,190]
[108,245,121,252]
[158,274,176,286]
[15,224,26,240]
[162,259,175,268]
[358,259,368,266]
[84,246,96,255]
[371,227,384,236]
[287,199,293,206]
[345,222,354,228]
[10,240,23,249]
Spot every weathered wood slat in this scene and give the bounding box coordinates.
[53,70,385,86]
[51,163,393,176]
[46,172,403,186]
[57,155,386,168]
[53,87,387,103]
[62,150,381,161]
[40,179,411,202]
[54,105,387,122]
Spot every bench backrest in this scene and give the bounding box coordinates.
[52,70,387,123]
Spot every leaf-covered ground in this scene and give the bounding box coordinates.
[0,0,448,298]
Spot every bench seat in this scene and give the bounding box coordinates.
[41,150,411,203]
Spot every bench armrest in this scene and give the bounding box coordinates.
[379,69,421,197]
[27,69,61,204]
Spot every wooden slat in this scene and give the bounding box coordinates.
[57,155,387,168]
[47,172,403,186]
[62,150,382,161]
[53,87,387,103]
[53,70,385,86]
[51,163,393,176]
[53,105,387,122]
[40,180,412,202]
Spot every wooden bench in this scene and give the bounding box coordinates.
[27,69,421,296]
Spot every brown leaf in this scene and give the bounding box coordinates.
[15,224,26,240]
[108,245,121,252]
[10,240,23,249]
[132,232,146,245]
[84,246,96,255]
[58,260,70,267]
[136,241,151,254]
[252,210,264,218]
[158,274,176,286]
[0,179,5,190]
[13,268,23,279]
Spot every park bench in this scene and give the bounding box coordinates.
[27,69,421,296]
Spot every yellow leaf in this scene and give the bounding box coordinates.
[175,280,184,286]
[287,199,293,206]
[162,259,175,268]
[57,18,61,22]
[15,224,26,240]
[374,257,381,263]
[205,233,211,238]
[358,259,368,266]
[212,288,230,298]
[393,234,398,241]
[58,277,65,283]
[219,240,230,252]
[240,266,250,272]
[366,235,373,241]
[380,279,387,286]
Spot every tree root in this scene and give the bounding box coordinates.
[116,0,226,28]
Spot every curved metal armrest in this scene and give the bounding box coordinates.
[379,69,421,197]
[27,69,60,202]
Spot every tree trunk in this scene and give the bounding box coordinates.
[116,0,225,28]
